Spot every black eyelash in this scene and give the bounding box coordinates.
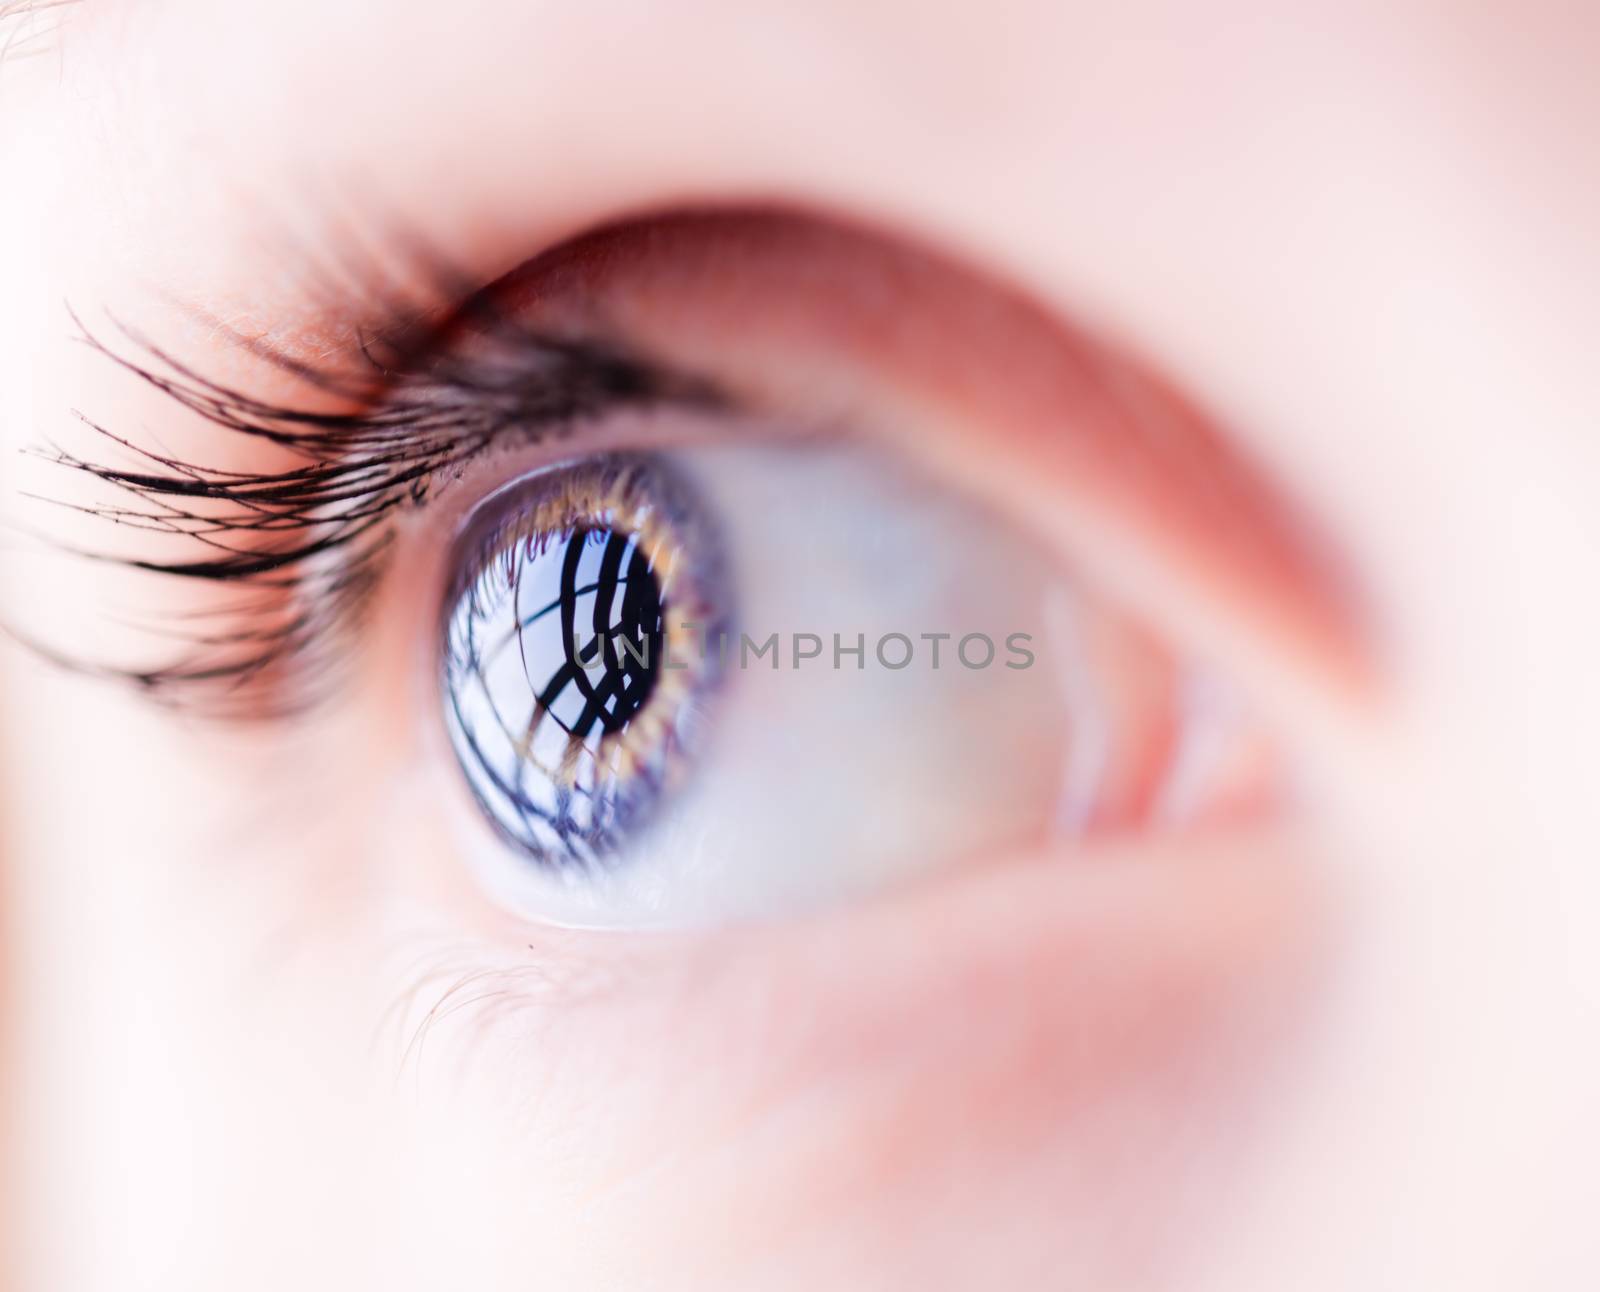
[28,275,721,718]
[0,0,77,65]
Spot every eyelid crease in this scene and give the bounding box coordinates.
[493,210,1375,708]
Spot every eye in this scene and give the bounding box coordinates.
[38,209,1338,933]
[438,429,1269,929]
[441,453,728,871]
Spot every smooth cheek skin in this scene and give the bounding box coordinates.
[393,842,1323,1290]
[0,2,1597,1291]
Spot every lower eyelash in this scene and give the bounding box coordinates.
[26,292,721,717]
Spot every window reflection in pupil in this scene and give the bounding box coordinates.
[443,454,719,869]
[529,525,665,741]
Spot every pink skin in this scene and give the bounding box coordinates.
[0,2,1597,1289]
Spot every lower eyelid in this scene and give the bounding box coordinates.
[383,821,1326,1194]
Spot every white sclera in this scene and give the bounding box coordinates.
[466,439,1092,928]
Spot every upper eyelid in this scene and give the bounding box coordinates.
[22,206,1374,727]
[508,212,1373,704]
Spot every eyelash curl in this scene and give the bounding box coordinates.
[28,275,721,717]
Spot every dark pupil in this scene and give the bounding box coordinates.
[530,524,664,741]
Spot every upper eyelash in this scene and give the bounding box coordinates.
[27,281,722,718]
[0,0,77,65]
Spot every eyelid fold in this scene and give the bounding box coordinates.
[482,210,1373,711]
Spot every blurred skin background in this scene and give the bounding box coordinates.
[0,1,1597,1288]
